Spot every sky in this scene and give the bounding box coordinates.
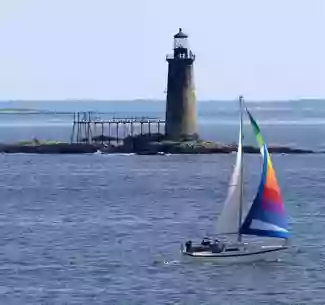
[0,0,324,101]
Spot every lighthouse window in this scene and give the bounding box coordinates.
[174,38,188,49]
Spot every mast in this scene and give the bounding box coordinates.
[237,95,244,242]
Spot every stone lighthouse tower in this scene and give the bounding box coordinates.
[165,28,197,141]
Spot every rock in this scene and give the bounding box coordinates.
[0,143,98,154]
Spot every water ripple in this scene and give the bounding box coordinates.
[0,154,323,304]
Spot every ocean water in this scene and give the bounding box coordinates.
[0,100,324,304]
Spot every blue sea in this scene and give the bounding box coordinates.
[0,100,324,304]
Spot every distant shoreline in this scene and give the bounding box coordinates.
[0,98,324,115]
[0,98,324,103]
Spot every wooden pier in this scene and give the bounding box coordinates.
[70,112,165,144]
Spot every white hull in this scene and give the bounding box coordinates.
[182,244,288,263]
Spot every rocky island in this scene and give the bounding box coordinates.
[0,135,316,155]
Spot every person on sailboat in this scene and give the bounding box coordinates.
[185,240,192,252]
[211,239,225,253]
[201,237,211,246]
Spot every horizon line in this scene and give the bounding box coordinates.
[0,98,324,103]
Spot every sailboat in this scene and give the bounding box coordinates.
[181,96,289,261]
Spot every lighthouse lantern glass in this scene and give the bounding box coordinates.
[174,37,188,49]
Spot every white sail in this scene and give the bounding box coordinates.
[216,109,243,235]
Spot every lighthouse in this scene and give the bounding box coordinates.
[165,28,197,141]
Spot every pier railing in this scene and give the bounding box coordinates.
[70,112,165,144]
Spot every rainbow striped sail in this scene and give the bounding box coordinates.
[240,108,289,239]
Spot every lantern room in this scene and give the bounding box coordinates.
[173,28,192,59]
